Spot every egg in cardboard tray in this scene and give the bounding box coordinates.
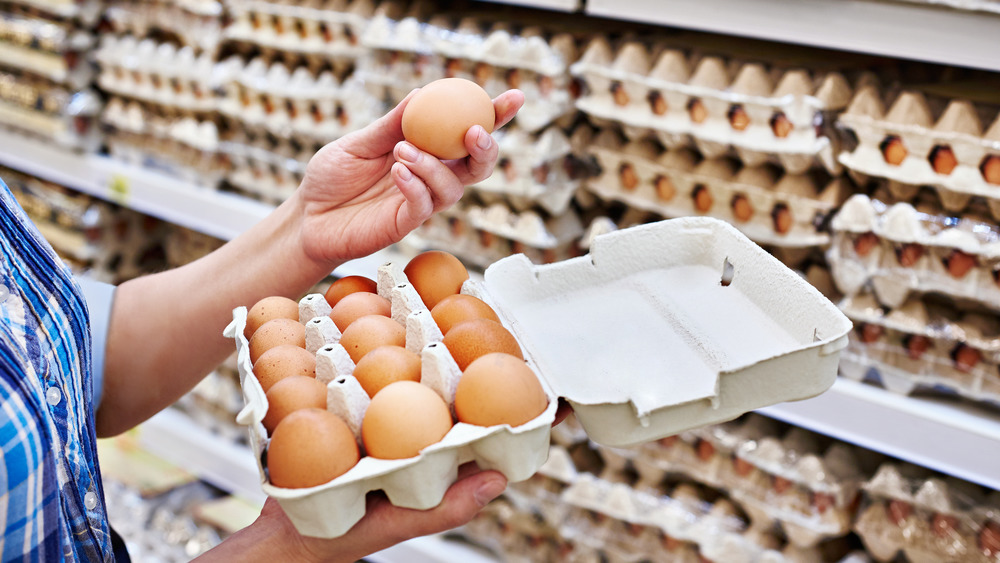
[225,216,852,538]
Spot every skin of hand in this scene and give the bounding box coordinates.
[96,89,525,437]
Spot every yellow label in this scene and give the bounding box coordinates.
[107,174,130,206]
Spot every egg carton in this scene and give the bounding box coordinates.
[854,462,1000,563]
[569,37,866,174]
[222,0,374,59]
[104,0,225,52]
[220,139,309,204]
[895,0,1000,12]
[357,14,577,132]
[828,193,1000,312]
[0,70,101,149]
[94,35,219,113]
[227,217,850,537]
[584,128,850,249]
[631,415,870,548]
[0,12,95,88]
[837,87,1000,211]
[103,128,226,189]
[5,0,104,24]
[217,57,381,143]
[838,291,1000,403]
[471,123,590,215]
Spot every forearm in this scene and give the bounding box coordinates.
[96,194,339,436]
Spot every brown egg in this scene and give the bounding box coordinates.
[262,375,327,434]
[267,408,359,488]
[853,232,880,257]
[982,155,1000,185]
[362,381,453,459]
[431,294,501,335]
[245,295,298,340]
[253,344,316,392]
[655,175,676,202]
[248,318,306,365]
[688,98,708,124]
[896,243,924,267]
[930,145,958,175]
[881,135,907,166]
[401,77,495,160]
[619,162,639,191]
[728,105,750,131]
[944,249,977,279]
[771,203,793,234]
[731,194,753,222]
[443,318,522,371]
[339,314,405,364]
[329,291,391,332]
[403,250,469,310]
[352,345,421,398]
[455,353,547,427]
[887,499,911,526]
[770,112,793,138]
[324,275,377,307]
[692,185,713,213]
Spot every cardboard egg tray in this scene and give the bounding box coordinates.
[569,37,864,175]
[584,128,850,249]
[0,11,95,89]
[854,462,1000,563]
[223,0,373,60]
[357,14,577,132]
[837,87,1000,215]
[226,217,851,538]
[838,291,1000,404]
[471,123,590,215]
[104,0,224,53]
[222,140,309,205]
[828,194,1000,312]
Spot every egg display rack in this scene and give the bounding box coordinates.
[104,0,226,53]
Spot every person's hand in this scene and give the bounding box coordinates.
[292,89,524,270]
[204,463,507,563]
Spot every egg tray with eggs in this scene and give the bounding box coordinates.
[837,291,1000,405]
[854,462,1000,563]
[583,128,850,250]
[94,35,219,114]
[226,216,852,538]
[0,68,102,149]
[103,0,224,53]
[626,415,870,549]
[0,10,95,89]
[222,0,372,61]
[220,136,310,205]
[827,193,1000,313]
[470,123,592,216]
[568,37,866,176]
[216,57,382,145]
[357,14,577,132]
[836,87,1000,214]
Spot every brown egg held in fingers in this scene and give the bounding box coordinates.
[262,375,327,434]
[455,353,548,427]
[401,77,495,160]
[404,250,470,310]
[324,275,377,307]
[443,318,523,371]
[362,381,453,459]
[267,408,359,488]
[245,295,299,340]
[249,318,306,365]
[352,345,422,398]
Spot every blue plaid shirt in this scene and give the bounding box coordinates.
[1,178,113,561]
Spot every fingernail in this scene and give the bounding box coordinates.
[474,476,506,506]
[398,142,420,163]
[396,164,412,181]
[476,126,492,150]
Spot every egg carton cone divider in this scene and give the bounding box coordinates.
[483,216,853,447]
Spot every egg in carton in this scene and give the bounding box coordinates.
[105,0,225,53]
[356,14,441,102]
[584,128,849,249]
[855,463,1000,563]
[223,0,372,60]
[227,217,851,537]
[828,193,1000,312]
[505,444,578,526]
[838,87,1000,214]
[838,291,1000,402]
[570,38,856,175]
[472,124,587,216]
[221,137,309,204]
[0,11,95,90]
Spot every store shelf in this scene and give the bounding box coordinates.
[758,377,1000,491]
[476,0,581,10]
[368,535,499,563]
[583,0,1000,73]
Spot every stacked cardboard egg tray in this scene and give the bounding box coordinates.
[827,82,1000,406]
[227,218,851,538]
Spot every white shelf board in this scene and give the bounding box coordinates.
[368,535,500,563]
[585,0,1000,73]
[0,132,275,241]
[758,377,1000,491]
[475,0,581,10]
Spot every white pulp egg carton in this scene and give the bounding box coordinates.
[225,216,851,538]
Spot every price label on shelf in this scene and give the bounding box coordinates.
[107,174,130,206]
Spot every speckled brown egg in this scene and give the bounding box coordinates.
[443,318,522,371]
[262,375,327,434]
[248,318,306,365]
[430,294,500,335]
[324,275,377,307]
[454,353,547,427]
[329,291,391,332]
[339,314,406,364]
[352,345,421,398]
[267,408,359,488]
[245,296,299,340]
[361,381,453,459]
[403,250,469,310]
[252,344,316,392]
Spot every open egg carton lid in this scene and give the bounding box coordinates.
[585,132,848,249]
[837,86,1000,200]
[225,217,850,538]
[895,0,1000,12]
